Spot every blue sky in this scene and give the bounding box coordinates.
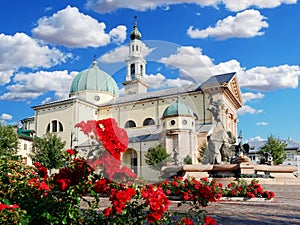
[0,0,300,143]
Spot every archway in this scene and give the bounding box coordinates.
[123,148,138,174]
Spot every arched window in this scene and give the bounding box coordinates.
[130,64,135,75]
[140,65,143,75]
[46,120,64,133]
[59,122,63,132]
[143,118,155,126]
[46,123,50,133]
[125,120,136,128]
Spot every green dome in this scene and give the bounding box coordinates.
[163,101,193,118]
[70,60,119,96]
[130,21,141,40]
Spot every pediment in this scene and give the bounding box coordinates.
[227,75,243,108]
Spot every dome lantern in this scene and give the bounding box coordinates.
[130,16,142,40]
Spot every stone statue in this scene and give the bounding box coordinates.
[202,130,236,164]
[207,97,225,129]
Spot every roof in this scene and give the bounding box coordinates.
[70,60,119,96]
[32,72,237,113]
[32,96,98,110]
[284,139,300,150]
[200,72,236,87]
[99,84,198,107]
[129,133,159,143]
[17,128,35,140]
[247,139,300,153]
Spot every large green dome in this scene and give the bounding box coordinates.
[70,60,119,96]
[163,101,194,118]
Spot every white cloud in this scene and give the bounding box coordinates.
[145,73,167,89]
[242,92,264,103]
[0,71,13,85]
[100,46,129,63]
[237,105,263,115]
[166,77,194,87]
[248,136,266,142]
[256,121,268,126]
[0,92,42,101]
[210,59,244,75]
[239,64,300,91]
[85,0,296,13]
[159,46,215,83]
[86,0,218,13]
[0,70,77,101]
[0,113,12,120]
[223,0,297,12]
[109,25,127,44]
[41,97,52,105]
[0,33,71,85]
[187,10,268,40]
[155,45,300,92]
[144,73,193,90]
[32,6,110,48]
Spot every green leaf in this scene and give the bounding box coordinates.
[2,198,10,205]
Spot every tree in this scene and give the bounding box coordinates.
[31,132,66,172]
[259,134,287,165]
[183,155,192,165]
[145,144,171,171]
[197,141,207,162]
[0,124,19,157]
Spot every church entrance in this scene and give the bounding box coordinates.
[123,148,138,174]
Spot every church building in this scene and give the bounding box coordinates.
[22,20,243,180]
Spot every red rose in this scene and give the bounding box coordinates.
[103,207,112,217]
[55,178,71,191]
[179,217,194,225]
[66,149,75,155]
[34,162,42,168]
[94,178,108,194]
[204,216,216,225]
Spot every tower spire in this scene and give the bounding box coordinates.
[123,17,148,95]
[92,54,98,68]
[130,16,141,40]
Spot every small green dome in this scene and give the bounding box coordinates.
[130,20,141,40]
[163,101,193,118]
[70,60,119,96]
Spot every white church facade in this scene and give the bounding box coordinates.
[22,20,243,179]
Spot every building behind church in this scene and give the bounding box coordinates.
[21,20,243,180]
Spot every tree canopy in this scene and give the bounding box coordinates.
[0,124,19,157]
[31,132,66,171]
[259,134,287,165]
[145,144,171,171]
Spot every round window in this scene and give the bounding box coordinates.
[182,119,187,125]
[94,95,100,101]
[170,120,176,126]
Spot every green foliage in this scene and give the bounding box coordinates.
[183,155,192,164]
[0,124,19,157]
[259,134,287,165]
[197,141,207,162]
[31,132,66,171]
[145,144,171,170]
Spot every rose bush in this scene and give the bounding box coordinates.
[0,118,275,224]
[222,179,275,200]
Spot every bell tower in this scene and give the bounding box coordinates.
[123,16,148,95]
